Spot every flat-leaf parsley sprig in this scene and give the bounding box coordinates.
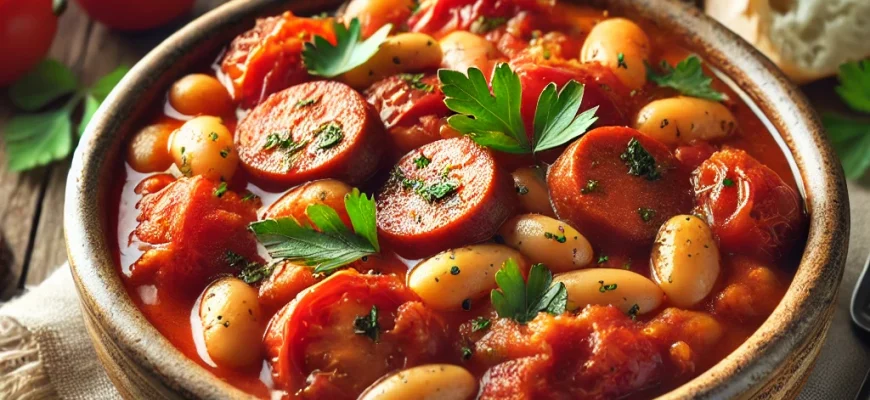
[302,18,392,78]
[645,55,726,102]
[248,188,380,274]
[438,63,598,155]
[490,259,567,324]
[823,59,870,179]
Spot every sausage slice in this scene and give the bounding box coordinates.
[236,81,387,188]
[548,126,693,243]
[377,137,516,259]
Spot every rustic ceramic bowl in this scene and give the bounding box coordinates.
[64,0,849,398]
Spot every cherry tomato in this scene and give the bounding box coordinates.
[74,0,195,31]
[264,270,449,398]
[0,0,57,86]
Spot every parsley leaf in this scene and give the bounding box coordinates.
[646,55,726,102]
[490,260,567,324]
[440,64,597,155]
[303,18,392,78]
[835,60,870,113]
[353,305,380,342]
[533,80,599,152]
[248,189,379,274]
[471,316,491,332]
[9,59,78,111]
[4,111,72,171]
[824,113,870,179]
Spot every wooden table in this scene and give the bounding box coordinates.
[0,0,224,300]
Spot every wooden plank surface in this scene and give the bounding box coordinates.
[0,0,226,297]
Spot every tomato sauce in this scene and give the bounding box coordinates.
[110,2,807,399]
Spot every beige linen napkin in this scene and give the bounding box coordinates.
[0,264,120,400]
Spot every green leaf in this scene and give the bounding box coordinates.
[532,80,599,152]
[440,64,529,153]
[249,189,380,274]
[646,55,726,102]
[344,188,380,251]
[89,66,130,102]
[4,110,72,171]
[9,59,78,111]
[490,259,567,324]
[834,60,870,114]
[78,95,100,137]
[303,18,392,78]
[823,113,870,179]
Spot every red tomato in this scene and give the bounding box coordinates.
[264,271,449,398]
[693,148,805,260]
[0,0,57,86]
[74,0,195,31]
[409,0,552,38]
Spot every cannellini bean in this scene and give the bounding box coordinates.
[498,214,593,272]
[439,31,498,73]
[580,18,651,90]
[343,33,442,88]
[126,123,176,173]
[359,364,477,400]
[408,245,528,311]
[199,277,263,368]
[169,116,238,181]
[342,0,414,37]
[651,215,720,307]
[511,167,555,217]
[168,73,234,117]
[554,268,663,314]
[635,96,737,145]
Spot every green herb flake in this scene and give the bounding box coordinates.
[208,132,219,141]
[627,304,640,320]
[316,122,344,149]
[637,207,656,222]
[620,138,660,180]
[418,180,459,202]
[471,16,507,34]
[597,255,609,264]
[398,73,434,92]
[471,316,491,332]
[225,251,274,284]
[461,346,474,360]
[296,97,319,108]
[515,184,530,195]
[617,52,628,69]
[413,154,432,169]
[544,232,567,243]
[491,261,568,324]
[450,266,461,275]
[220,147,230,159]
[598,280,618,292]
[580,179,599,194]
[646,55,726,102]
[214,182,228,198]
[241,191,260,202]
[353,305,380,342]
[722,178,735,187]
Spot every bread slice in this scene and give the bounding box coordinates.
[705,0,870,83]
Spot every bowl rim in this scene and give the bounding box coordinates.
[64,0,849,398]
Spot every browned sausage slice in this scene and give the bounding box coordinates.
[548,126,693,244]
[377,137,516,259]
[236,81,387,188]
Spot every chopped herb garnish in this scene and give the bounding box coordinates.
[263,131,304,152]
[462,299,472,311]
[398,73,434,92]
[620,138,660,180]
[544,232,567,243]
[515,184,529,195]
[208,132,218,141]
[296,98,319,108]
[225,251,274,284]
[220,147,230,159]
[638,207,656,222]
[598,280,618,292]
[353,305,380,342]
[214,182,228,198]
[413,154,432,169]
[597,255,609,264]
[418,180,459,202]
[470,16,507,34]
[461,346,474,360]
[450,266,461,275]
[722,178,735,187]
[248,188,379,274]
[491,260,568,324]
[302,18,392,78]
[580,179,599,194]
[241,191,259,202]
[471,316,491,332]
[646,55,726,102]
[617,52,627,69]
[316,122,343,149]
[627,303,640,320]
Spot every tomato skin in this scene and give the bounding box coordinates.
[409,0,552,38]
[0,0,57,86]
[74,0,194,31]
[692,148,805,260]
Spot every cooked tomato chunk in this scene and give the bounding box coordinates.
[377,137,516,259]
[693,148,805,260]
[264,271,448,398]
[131,176,260,290]
[548,127,694,244]
[220,12,334,107]
[713,256,786,322]
[236,81,387,188]
[477,306,662,400]
[408,0,552,39]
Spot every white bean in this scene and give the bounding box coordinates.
[168,116,238,181]
[439,31,498,73]
[359,364,476,400]
[498,214,593,272]
[343,33,442,88]
[635,96,737,145]
[651,215,720,307]
[554,268,663,314]
[511,167,555,217]
[199,277,263,368]
[580,18,651,90]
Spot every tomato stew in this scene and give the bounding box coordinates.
[111,1,807,399]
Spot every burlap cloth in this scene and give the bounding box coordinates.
[0,183,868,399]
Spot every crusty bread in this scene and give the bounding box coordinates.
[705,0,870,83]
